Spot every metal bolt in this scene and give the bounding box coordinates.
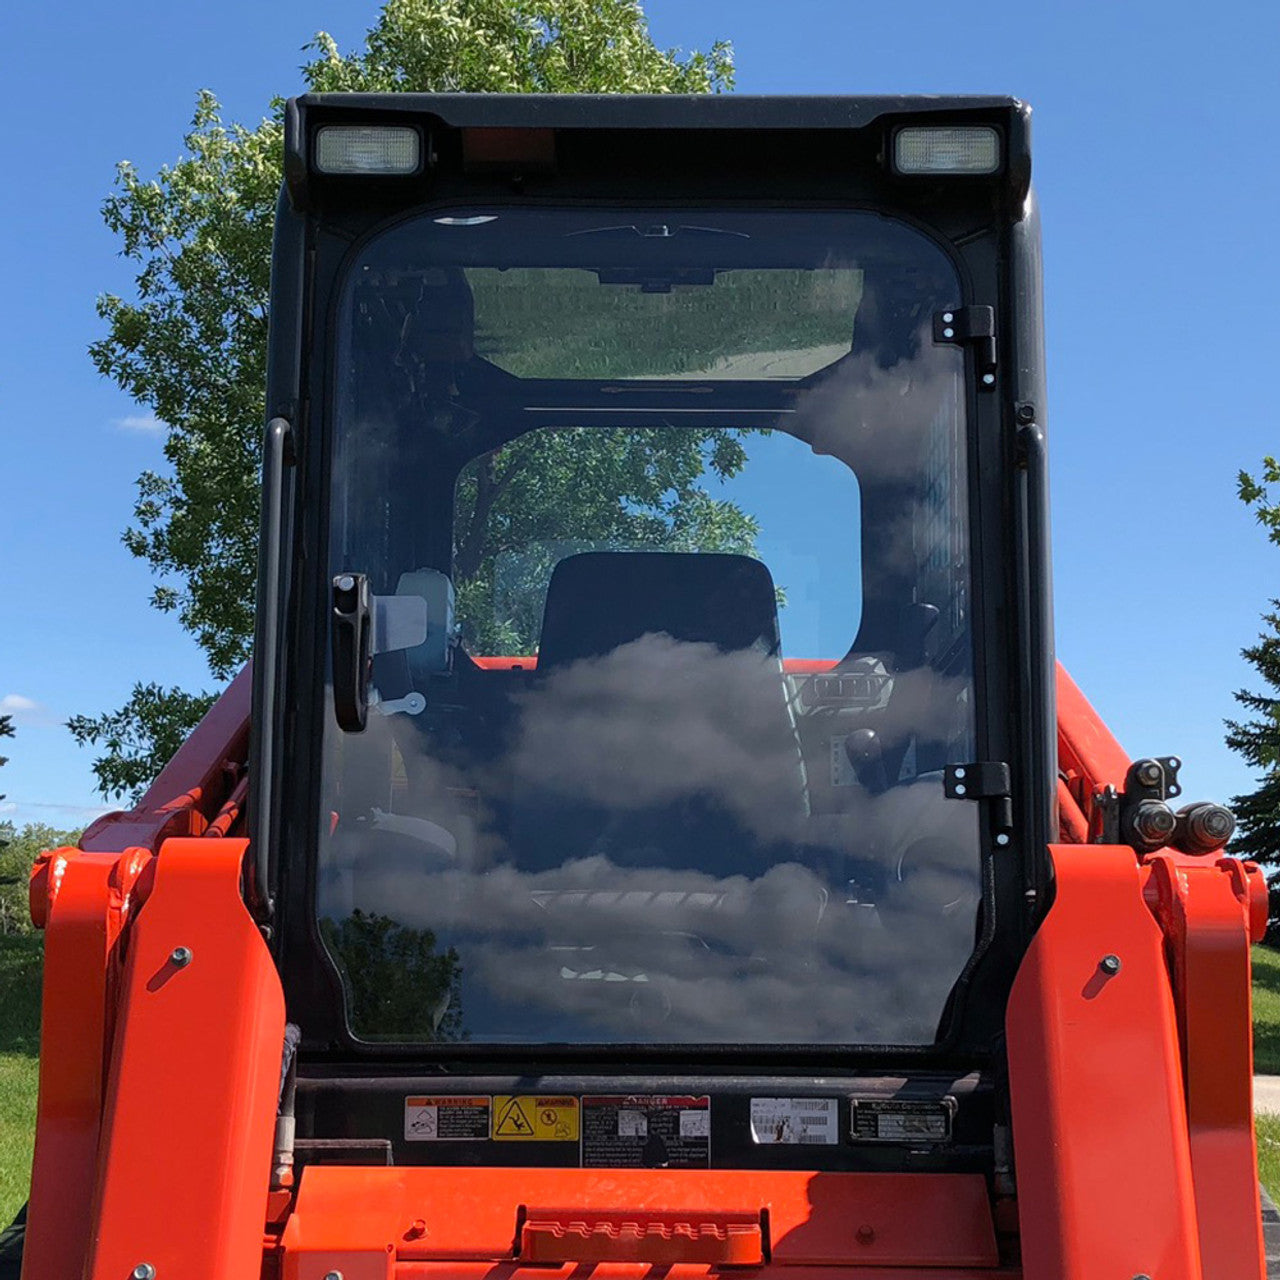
[942,312,954,323]
[1135,760,1163,788]
[132,1266,157,1280]
[982,372,996,385]
[405,1218,427,1239]
[169,946,193,968]
[942,327,955,339]
[1131,800,1177,848]
[1015,403,1036,425]
[855,1225,876,1245]
[995,832,1011,847]
[1100,954,1122,975]
[335,574,355,592]
[954,784,966,796]
[323,1271,345,1280]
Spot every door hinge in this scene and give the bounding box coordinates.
[934,306,997,388]
[945,761,1012,834]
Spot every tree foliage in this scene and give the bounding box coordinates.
[76,0,734,799]
[454,427,757,653]
[1229,458,1280,941]
[321,909,465,1040]
[0,714,11,807]
[68,685,216,803]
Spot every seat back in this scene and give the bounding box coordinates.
[509,552,806,875]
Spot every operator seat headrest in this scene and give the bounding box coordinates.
[537,552,781,667]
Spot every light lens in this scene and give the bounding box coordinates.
[315,126,421,175]
[894,127,1000,175]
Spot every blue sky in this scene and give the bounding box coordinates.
[1,0,1277,830]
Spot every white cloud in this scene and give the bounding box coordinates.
[113,413,166,435]
[0,694,55,726]
[19,801,113,818]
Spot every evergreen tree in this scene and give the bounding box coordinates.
[1228,459,1280,941]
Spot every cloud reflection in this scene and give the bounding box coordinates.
[320,632,981,1045]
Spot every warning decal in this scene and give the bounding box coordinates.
[750,1097,838,1145]
[404,1096,490,1141]
[582,1095,711,1168]
[492,1095,579,1141]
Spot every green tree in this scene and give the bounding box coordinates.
[67,685,217,803]
[75,0,734,802]
[0,715,11,846]
[320,910,465,1040]
[1229,459,1280,940]
[0,824,81,936]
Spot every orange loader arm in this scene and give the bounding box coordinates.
[16,663,1272,1280]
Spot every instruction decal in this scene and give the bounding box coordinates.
[404,1095,490,1141]
[581,1095,711,1168]
[492,1095,580,1141]
[750,1097,838,1145]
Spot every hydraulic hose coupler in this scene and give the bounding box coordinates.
[1124,799,1177,853]
[1173,801,1236,855]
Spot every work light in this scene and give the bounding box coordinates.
[893,126,1000,175]
[315,126,421,175]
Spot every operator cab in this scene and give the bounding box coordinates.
[254,95,1050,1186]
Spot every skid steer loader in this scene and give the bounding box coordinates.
[16,94,1267,1279]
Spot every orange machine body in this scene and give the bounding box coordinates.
[18,664,1267,1280]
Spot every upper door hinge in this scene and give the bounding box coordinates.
[945,760,1012,834]
[934,306,997,388]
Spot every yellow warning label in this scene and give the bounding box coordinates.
[492,1095,579,1141]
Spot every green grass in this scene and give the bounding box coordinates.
[1254,945,1280,1076]
[0,934,41,1227]
[1259,1114,1280,1199]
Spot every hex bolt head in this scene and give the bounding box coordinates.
[132,1266,157,1280]
[1135,760,1163,788]
[1100,954,1122,976]
[323,1272,345,1280]
[1015,402,1036,425]
[169,946,193,968]
[1131,799,1177,848]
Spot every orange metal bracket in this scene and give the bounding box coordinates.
[1144,851,1267,1278]
[84,836,285,1280]
[519,1209,764,1265]
[280,1166,999,1276]
[23,846,151,1280]
[1007,842,1203,1280]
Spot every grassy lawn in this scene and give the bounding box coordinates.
[0,934,41,1228]
[1254,945,1280,1076]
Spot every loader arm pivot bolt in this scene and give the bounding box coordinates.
[169,946,193,968]
[1100,954,1122,975]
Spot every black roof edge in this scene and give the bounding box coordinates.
[284,93,1033,212]
[292,91,1024,131]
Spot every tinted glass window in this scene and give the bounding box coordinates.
[319,206,980,1046]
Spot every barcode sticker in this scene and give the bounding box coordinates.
[750,1097,838,1145]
